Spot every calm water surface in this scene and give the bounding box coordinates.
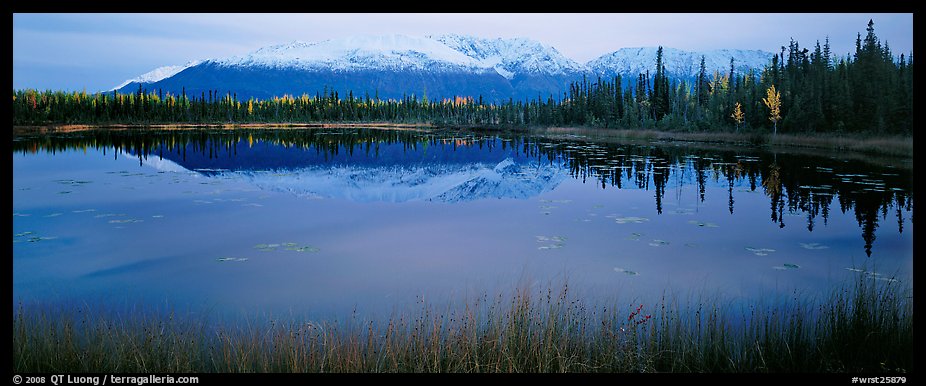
[12,128,913,320]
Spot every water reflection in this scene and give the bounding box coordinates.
[12,127,913,259]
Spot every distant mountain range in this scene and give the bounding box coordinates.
[112,34,773,103]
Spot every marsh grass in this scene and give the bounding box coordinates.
[13,274,911,373]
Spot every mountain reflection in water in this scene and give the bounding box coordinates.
[13,128,911,258]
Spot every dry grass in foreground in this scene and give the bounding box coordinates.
[13,272,911,374]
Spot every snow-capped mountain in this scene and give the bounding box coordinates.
[112,34,774,103]
[110,60,202,91]
[433,34,585,79]
[213,34,489,73]
[115,34,515,101]
[588,47,773,81]
[432,34,588,101]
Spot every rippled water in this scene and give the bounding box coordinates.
[12,128,913,320]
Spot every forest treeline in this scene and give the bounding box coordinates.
[13,21,912,136]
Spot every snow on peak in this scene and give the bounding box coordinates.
[109,60,201,91]
[434,34,586,79]
[112,34,776,95]
[212,33,489,72]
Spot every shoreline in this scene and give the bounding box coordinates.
[13,123,913,160]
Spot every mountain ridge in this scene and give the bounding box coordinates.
[113,34,774,102]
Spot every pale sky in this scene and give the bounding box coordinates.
[12,13,914,92]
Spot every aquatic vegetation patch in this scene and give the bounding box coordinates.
[108,219,144,224]
[800,242,829,250]
[54,179,92,186]
[255,242,320,253]
[648,239,670,247]
[613,267,639,276]
[536,235,566,250]
[14,231,58,243]
[94,213,126,218]
[254,243,281,252]
[609,216,649,224]
[845,267,900,282]
[745,247,776,256]
[216,257,249,262]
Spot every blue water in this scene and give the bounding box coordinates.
[12,128,914,321]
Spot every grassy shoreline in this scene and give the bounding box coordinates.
[13,123,913,159]
[13,274,911,373]
[530,127,913,158]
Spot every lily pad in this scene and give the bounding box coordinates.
[217,257,249,262]
[109,219,143,224]
[255,242,320,253]
[613,267,639,276]
[55,179,92,186]
[254,243,280,252]
[536,235,567,243]
[27,236,58,242]
[536,235,566,250]
[648,239,670,247]
[844,267,898,282]
[870,276,899,283]
[613,216,649,224]
[287,246,321,253]
[95,213,125,218]
[746,247,776,256]
[800,242,829,250]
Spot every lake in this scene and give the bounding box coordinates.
[12,128,914,322]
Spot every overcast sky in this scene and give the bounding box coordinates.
[12,13,914,92]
